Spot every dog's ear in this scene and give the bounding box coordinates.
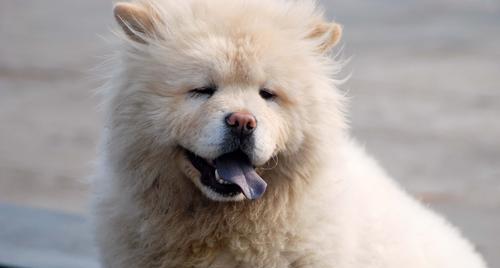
[307,22,342,53]
[113,2,159,44]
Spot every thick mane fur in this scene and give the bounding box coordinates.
[95,1,346,266]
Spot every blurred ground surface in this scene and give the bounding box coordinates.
[0,204,99,268]
[0,0,499,267]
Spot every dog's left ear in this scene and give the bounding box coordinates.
[307,22,342,53]
[113,2,159,44]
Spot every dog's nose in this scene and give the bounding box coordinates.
[225,112,257,136]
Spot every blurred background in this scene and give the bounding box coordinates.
[0,0,499,267]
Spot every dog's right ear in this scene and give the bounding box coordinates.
[113,2,159,44]
[307,22,343,54]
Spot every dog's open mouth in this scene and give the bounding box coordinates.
[185,149,267,200]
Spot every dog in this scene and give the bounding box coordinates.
[92,0,488,267]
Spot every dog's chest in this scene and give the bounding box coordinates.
[138,190,309,267]
[166,242,297,268]
[144,215,300,268]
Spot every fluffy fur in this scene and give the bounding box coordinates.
[92,0,488,267]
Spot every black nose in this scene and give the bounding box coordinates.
[225,112,257,137]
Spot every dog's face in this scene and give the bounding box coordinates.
[112,0,342,202]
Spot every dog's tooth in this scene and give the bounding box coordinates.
[215,170,229,185]
[215,170,226,185]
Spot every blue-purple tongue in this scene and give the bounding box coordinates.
[214,152,267,199]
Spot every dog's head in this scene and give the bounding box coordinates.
[111,0,343,202]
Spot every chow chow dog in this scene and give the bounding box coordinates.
[92,0,487,267]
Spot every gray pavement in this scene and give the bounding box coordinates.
[0,0,499,267]
[0,204,99,268]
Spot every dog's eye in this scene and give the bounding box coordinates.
[259,89,277,101]
[189,86,217,97]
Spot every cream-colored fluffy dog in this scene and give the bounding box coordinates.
[92,0,487,267]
